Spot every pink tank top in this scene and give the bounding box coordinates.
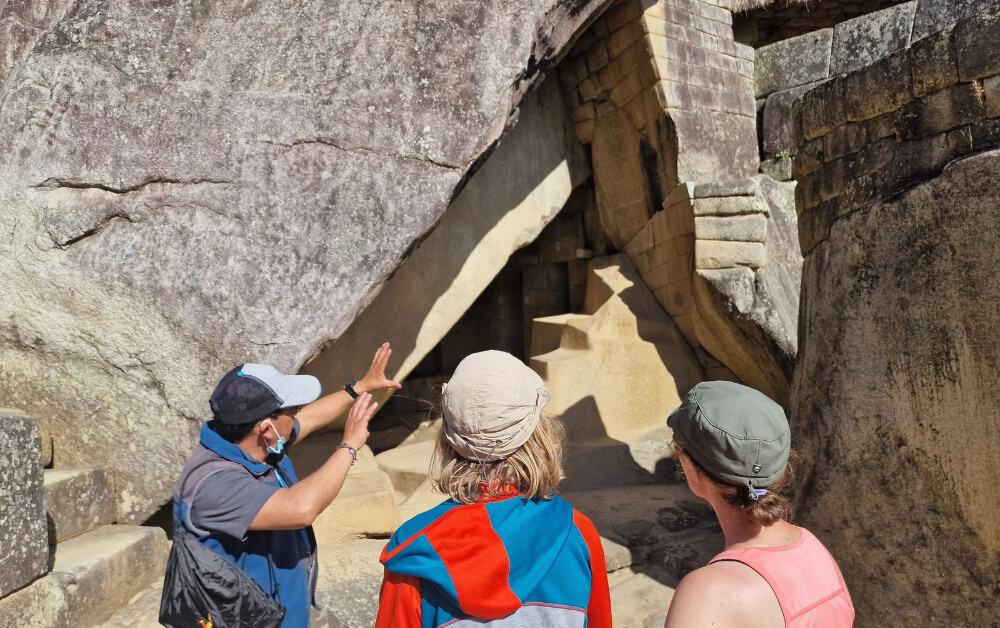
[709,527,855,627]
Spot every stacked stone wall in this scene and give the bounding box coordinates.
[755,2,918,179]
[559,0,758,251]
[753,0,1000,183]
[793,8,1000,255]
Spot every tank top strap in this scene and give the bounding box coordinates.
[707,528,854,626]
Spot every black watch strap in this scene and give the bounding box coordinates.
[344,380,359,399]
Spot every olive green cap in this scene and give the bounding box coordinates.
[667,381,789,487]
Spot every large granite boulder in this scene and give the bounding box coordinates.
[791,150,1000,626]
[0,0,610,522]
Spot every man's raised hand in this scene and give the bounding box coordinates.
[343,392,379,450]
[359,342,402,393]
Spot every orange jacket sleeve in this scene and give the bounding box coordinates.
[375,568,422,628]
[573,509,613,628]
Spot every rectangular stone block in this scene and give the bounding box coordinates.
[609,20,644,59]
[661,276,694,314]
[666,202,696,236]
[650,209,675,244]
[985,75,1000,117]
[644,262,674,290]
[831,2,917,76]
[953,9,1000,80]
[610,70,644,107]
[760,157,793,181]
[897,82,987,140]
[692,194,766,215]
[910,29,959,96]
[824,122,869,161]
[843,51,914,122]
[693,180,759,198]
[649,239,678,269]
[912,0,1000,42]
[695,214,767,242]
[665,181,695,208]
[754,29,833,98]
[675,234,695,257]
[672,109,760,181]
[792,138,826,179]
[801,78,847,140]
[695,239,766,269]
[797,199,840,255]
[587,43,610,72]
[865,111,899,142]
[625,222,654,256]
[0,413,48,596]
[44,468,116,545]
[607,0,642,32]
[762,81,824,155]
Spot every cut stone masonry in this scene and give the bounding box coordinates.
[793,7,1000,255]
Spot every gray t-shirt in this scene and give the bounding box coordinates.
[190,467,280,540]
[188,419,300,540]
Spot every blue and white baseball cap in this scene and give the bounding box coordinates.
[209,363,322,424]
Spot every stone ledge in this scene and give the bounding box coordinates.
[695,214,767,242]
[692,194,768,217]
[694,240,766,269]
[43,468,117,545]
[691,179,757,198]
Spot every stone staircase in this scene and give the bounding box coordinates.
[0,412,169,628]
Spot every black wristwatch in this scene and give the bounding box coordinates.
[344,380,360,399]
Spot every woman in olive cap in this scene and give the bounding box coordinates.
[375,350,612,628]
[664,381,855,627]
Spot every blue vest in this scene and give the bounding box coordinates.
[173,424,318,628]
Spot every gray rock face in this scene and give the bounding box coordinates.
[0,0,610,522]
[0,413,48,597]
[831,2,918,76]
[791,151,1000,626]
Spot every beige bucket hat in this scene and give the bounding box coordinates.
[441,350,551,462]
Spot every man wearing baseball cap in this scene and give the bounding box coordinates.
[663,381,854,627]
[164,343,400,628]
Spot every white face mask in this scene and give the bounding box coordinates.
[265,421,286,456]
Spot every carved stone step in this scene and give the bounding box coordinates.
[43,468,116,544]
[0,525,169,628]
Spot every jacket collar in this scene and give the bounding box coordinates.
[199,423,289,478]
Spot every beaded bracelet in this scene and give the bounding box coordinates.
[335,443,358,465]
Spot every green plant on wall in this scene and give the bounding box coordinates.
[961,126,974,150]
[775,148,791,160]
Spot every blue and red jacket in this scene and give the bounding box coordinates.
[375,492,612,628]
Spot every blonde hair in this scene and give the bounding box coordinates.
[433,413,566,504]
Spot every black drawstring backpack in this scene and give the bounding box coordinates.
[159,463,286,628]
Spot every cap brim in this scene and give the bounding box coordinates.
[276,374,322,408]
